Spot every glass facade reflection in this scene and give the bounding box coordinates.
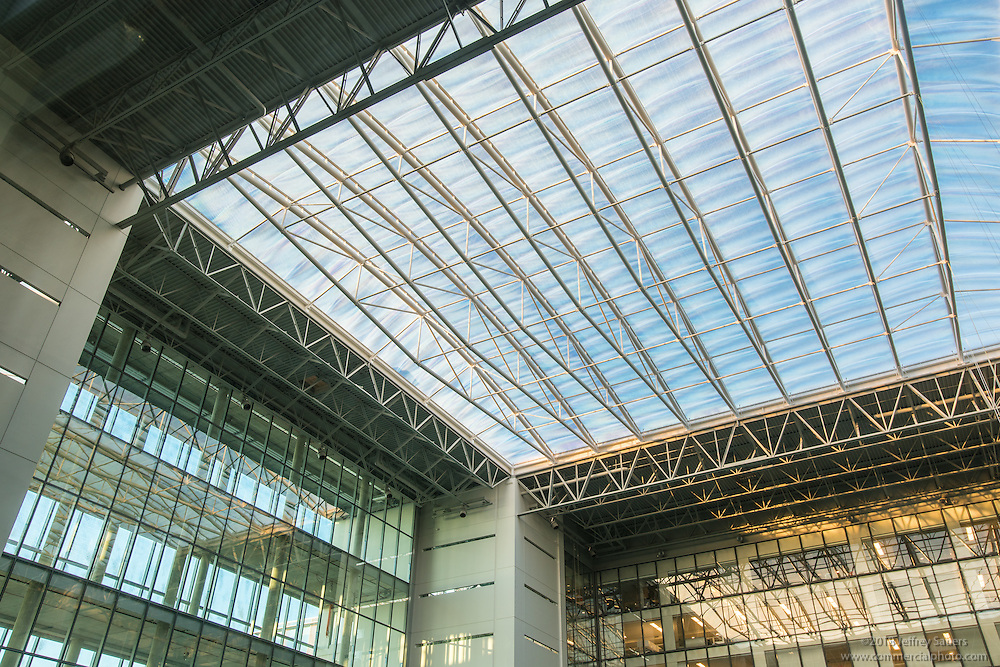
[1,312,412,667]
[569,504,1000,666]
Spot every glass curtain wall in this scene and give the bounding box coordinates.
[570,502,1000,666]
[0,311,413,667]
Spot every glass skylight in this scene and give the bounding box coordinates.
[183,0,1000,465]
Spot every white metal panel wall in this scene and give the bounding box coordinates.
[408,479,564,666]
[0,99,140,544]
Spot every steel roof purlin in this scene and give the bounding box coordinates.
[153,0,997,474]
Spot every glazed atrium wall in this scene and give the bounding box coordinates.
[0,311,413,667]
[567,499,1000,667]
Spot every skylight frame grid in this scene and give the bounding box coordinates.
[176,0,992,465]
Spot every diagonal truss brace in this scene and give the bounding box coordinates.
[119,212,510,494]
[115,0,590,229]
[519,358,1000,513]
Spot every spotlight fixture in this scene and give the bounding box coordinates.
[242,397,252,410]
[140,340,152,353]
[59,147,75,167]
[549,515,559,530]
[459,505,468,518]
[317,446,328,460]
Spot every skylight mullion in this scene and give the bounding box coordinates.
[353,96,645,442]
[286,162,600,454]
[345,111,643,440]
[416,64,692,429]
[233,169,583,459]
[886,0,961,361]
[489,35,754,418]
[576,5,792,406]
[673,0,847,391]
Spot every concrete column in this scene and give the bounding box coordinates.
[406,478,563,666]
[317,548,345,659]
[89,522,118,582]
[252,535,292,667]
[336,479,372,666]
[186,554,210,616]
[259,534,291,642]
[104,324,136,386]
[0,501,71,667]
[146,548,189,667]
[37,501,71,567]
[289,430,307,487]
[0,580,45,667]
[61,637,84,667]
[206,387,231,442]
[0,101,141,544]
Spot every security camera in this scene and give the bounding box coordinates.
[59,147,75,167]
[140,341,152,353]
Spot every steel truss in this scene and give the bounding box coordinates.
[109,212,508,505]
[116,0,588,229]
[519,359,1000,546]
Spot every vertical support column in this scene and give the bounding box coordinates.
[206,386,231,442]
[407,479,562,666]
[104,325,135,386]
[146,548,189,667]
[0,580,45,667]
[254,536,291,667]
[90,522,118,582]
[336,478,372,666]
[493,479,562,666]
[186,553,210,616]
[0,501,71,667]
[259,534,291,643]
[61,637,84,667]
[0,104,141,543]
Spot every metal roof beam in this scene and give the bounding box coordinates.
[411,56,693,428]
[519,359,1000,513]
[783,0,902,376]
[885,0,963,362]
[283,138,611,448]
[168,205,515,482]
[575,5,791,404]
[116,0,591,227]
[487,37,730,420]
[492,36,744,415]
[673,0,847,390]
[126,210,513,490]
[341,113,639,440]
[229,170,568,458]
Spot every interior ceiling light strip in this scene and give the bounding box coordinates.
[0,266,61,305]
[419,581,494,598]
[0,171,89,238]
[415,633,493,647]
[0,365,27,385]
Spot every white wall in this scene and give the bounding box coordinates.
[0,104,140,544]
[408,479,564,666]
